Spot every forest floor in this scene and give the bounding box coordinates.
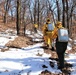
[0,23,76,75]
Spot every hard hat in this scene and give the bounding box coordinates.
[56,21,62,27]
[46,18,51,24]
[46,18,50,22]
[34,24,38,28]
[56,21,62,24]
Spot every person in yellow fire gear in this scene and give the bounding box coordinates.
[42,18,55,50]
[34,24,38,33]
[52,21,68,70]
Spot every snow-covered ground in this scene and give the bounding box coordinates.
[0,29,76,75]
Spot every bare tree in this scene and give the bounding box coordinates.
[3,0,10,23]
[47,0,56,24]
[16,0,21,35]
[62,0,66,27]
[0,0,76,37]
[56,0,60,21]
[37,0,40,26]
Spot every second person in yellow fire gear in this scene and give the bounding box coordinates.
[42,18,55,49]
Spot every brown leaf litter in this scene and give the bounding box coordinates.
[5,36,33,49]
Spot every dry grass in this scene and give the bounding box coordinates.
[5,36,33,48]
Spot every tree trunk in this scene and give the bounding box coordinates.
[65,0,69,33]
[16,0,21,35]
[22,7,26,36]
[37,0,39,27]
[62,0,65,27]
[56,0,60,21]
[34,5,36,24]
[3,0,9,23]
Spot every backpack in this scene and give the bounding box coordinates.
[58,28,69,42]
[47,23,54,31]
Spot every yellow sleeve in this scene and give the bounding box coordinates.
[42,24,47,35]
[52,27,58,39]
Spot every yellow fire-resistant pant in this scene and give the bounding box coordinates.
[43,31,52,46]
